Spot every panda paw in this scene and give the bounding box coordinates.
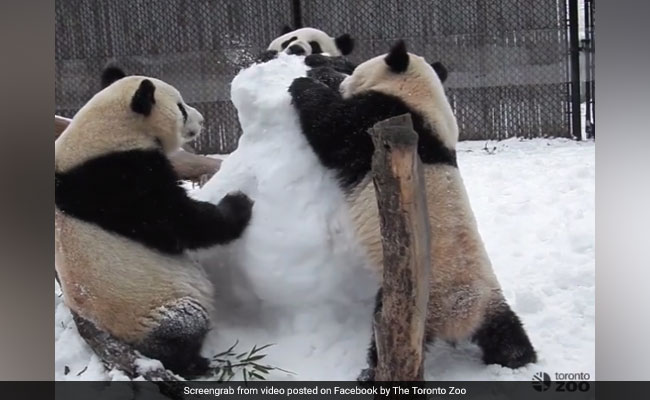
[288,77,329,102]
[256,49,279,64]
[304,54,331,68]
[305,54,356,75]
[217,191,254,233]
[307,67,346,91]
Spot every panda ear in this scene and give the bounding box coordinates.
[101,66,127,88]
[384,40,409,73]
[334,33,354,55]
[131,79,156,116]
[431,61,448,83]
[281,25,293,35]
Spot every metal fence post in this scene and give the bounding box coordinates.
[291,0,302,29]
[584,0,596,138]
[569,0,582,140]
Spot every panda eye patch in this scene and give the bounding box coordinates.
[309,41,323,54]
[177,103,188,123]
[281,36,298,49]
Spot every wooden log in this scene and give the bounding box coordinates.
[370,113,431,383]
[70,311,185,397]
[55,115,71,138]
[54,115,221,183]
[167,149,221,182]
[58,273,182,390]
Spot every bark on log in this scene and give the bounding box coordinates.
[54,115,220,183]
[55,115,70,138]
[71,311,186,398]
[370,113,431,383]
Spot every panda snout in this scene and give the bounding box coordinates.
[183,123,202,140]
[287,44,306,56]
[183,110,204,139]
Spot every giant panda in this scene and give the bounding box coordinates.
[54,67,254,378]
[257,26,357,75]
[288,41,537,380]
[268,25,354,57]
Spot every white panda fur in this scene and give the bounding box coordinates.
[267,26,354,57]
[54,68,253,378]
[288,41,537,379]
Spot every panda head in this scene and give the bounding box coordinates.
[339,40,458,147]
[268,26,354,57]
[90,66,204,153]
[97,67,204,152]
[56,67,205,172]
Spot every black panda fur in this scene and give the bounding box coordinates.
[288,41,536,380]
[55,149,252,255]
[55,67,253,378]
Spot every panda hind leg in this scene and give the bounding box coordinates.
[357,288,382,384]
[357,288,435,384]
[136,297,211,379]
[472,302,537,369]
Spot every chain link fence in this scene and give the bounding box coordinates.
[55,0,293,154]
[56,0,572,154]
[302,0,571,140]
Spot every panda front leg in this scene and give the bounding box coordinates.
[255,49,278,64]
[289,77,375,187]
[175,191,254,251]
[136,296,212,378]
[472,299,537,369]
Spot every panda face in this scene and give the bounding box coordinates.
[339,40,458,148]
[176,97,204,144]
[268,27,354,57]
[101,75,204,153]
[280,37,311,56]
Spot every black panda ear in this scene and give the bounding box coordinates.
[281,25,293,35]
[101,66,127,88]
[431,61,448,83]
[334,33,354,55]
[131,79,156,116]
[385,40,409,73]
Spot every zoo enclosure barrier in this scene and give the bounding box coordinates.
[55,0,588,155]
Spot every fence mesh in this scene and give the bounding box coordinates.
[302,0,571,140]
[55,0,571,154]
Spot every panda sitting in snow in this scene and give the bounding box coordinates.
[54,67,253,378]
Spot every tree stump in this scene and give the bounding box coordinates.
[370,113,431,383]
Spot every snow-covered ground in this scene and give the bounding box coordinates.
[55,137,594,381]
[55,53,594,382]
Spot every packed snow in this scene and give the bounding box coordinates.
[55,54,594,382]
